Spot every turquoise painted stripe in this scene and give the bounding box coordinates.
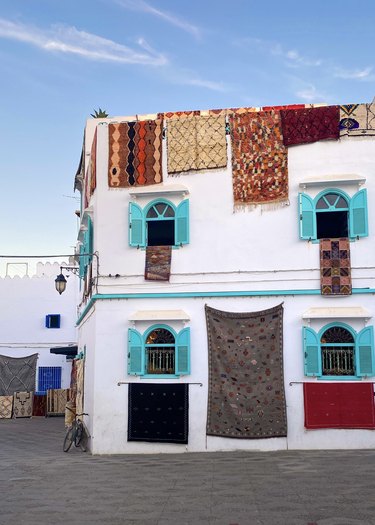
[76,288,375,325]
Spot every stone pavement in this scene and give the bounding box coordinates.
[1,418,375,525]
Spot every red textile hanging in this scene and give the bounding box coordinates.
[304,383,375,429]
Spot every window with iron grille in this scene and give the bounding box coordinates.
[38,366,62,393]
[128,324,190,378]
[303,323,375,378]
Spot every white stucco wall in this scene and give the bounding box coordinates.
[77,118,375,454]
[0,262,77,390]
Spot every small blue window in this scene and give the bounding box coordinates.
[45,314,61,329]
[299,188,368,241]
[129,199,189,248]
[303,323,375,378]
[128,324,190,378]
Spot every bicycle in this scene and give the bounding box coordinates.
[63,407,89,453]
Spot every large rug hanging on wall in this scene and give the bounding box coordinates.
[229,110,288,208]
[0,395,13,419]
[205,303,287,439]
[280,105,339,146]
[108,119,163,187]
[0,354,38,396]
[304,383,375,429]
[75,360,85,419]
[128,383,189,444]
[167,114,227,174]
[339,103,375,136]
[145,246,172,281]
[320,238,352,295]
[13,391,33,418]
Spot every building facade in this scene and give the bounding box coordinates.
[75,103,375,454]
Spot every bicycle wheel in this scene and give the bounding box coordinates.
[74,421,83,447]
[79,427,88,452]
[63,425,74,452]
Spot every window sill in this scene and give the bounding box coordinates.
[299,174,366,189]
[129,183,189,198]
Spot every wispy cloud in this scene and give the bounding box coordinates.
[0,18,168,65]
[234,37,322,68]
[334,66,373,80]
[115,0,201,39]
[184,77,227,92]
[294,82,327,103]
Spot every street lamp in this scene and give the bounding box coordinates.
[55,272,68,295]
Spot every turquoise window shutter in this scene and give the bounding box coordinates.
[175,200,189,246]
[299,193,316,240]
[356,326,374,377]
[87,216,93,264]
[349,189,368,238]
[129,202,145,247]
[79,243,85,279]
[175,327,190,375]
[128,328,144,375]
[303,327,321,376]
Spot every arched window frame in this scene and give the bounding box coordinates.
[302,322,375,379]
[298,188,368,241]
[128,324,190,378]
[129,198,189,248]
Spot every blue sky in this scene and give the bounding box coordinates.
[1,0,375,256]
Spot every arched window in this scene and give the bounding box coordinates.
[316,192,349,239]
[299,188,368,241]
[303,323,374,378]
[128,325,190,377]
[129,199,189,248]
[145,327,175,374]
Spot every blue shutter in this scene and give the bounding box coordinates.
[356,326,374,377]
[87,216,93,264]
[175,200,189,246]
[303,327,321,376]
[128,328,144,375]
[349,189,368,239]
[129,202,145,247]
[175,327,190,375]
[299,193,316,240]
[79,243,85,278]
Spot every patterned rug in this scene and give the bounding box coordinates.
[32,394,47,417]
[280,105,339,146]
[47,388,71,415]
[0,395,13,419]
[0,354,38,396]
[205,304,287,439]
[108,119,163,187]
[75,360,85,419]
[167,114,227,174]
[230,110,288,208]
[340,103,375,136]
[128,383,189,443]
[320,238,352,295]
[304,383,375,429]
[13,391,33,418]
[145,246,172,281]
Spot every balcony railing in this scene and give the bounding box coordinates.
[322,346,355,376]
[146,347,175,374]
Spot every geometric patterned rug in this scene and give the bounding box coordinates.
[320,238,352,295]
[0,354,38,396]
[0,395,13,419]
[13,391,33,418]
[339,103,375,137]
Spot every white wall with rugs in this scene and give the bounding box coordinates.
[0,261,78,392]
[77,112,375,454]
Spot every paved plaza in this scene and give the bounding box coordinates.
[1,417,375,524]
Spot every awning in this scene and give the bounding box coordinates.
[50,345,78,357]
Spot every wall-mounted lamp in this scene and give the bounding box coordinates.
[55,272,68,295]
[55,252,99,295]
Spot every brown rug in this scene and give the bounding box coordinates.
[205,304,287,439]
[167,114,227,174]
[75,360,85,419]
[145,246,172,281]
[32,394,47,417]
[320,238,352,295]
[108,119,163,187]
[13,391,33,418]
[280,105,340,146]
[230,110,288,208]
[0,395,13,419]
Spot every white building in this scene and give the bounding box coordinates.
[0,261,77,393]
[75,103,375,454]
